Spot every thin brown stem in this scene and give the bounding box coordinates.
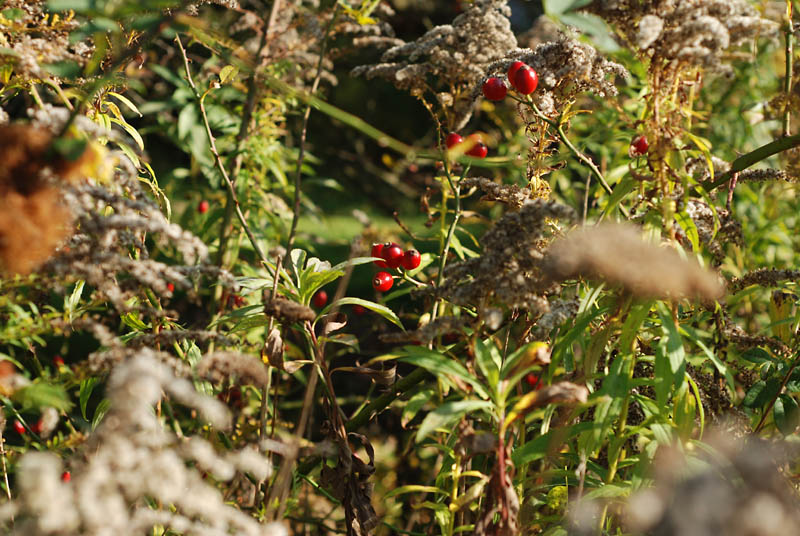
[783,0,794,137]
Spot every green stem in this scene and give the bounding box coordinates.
[703,132,800,191]
[431,164,468,322]
[529,102,629,219]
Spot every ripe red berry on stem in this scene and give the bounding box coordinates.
[525,373,542,390]
[445,132,463,149]
[31,419,43,434]
[373,271,393,292]
[166,282,175,293]
[312,290,328,308]
[13,420,24,435]
[402,249,421,270]
[631,135,649,156]
[382,243,404,269]
[353,304,366,315]
[466,142,488,158]
[371,243,388,267]
[514,66,538,95]
[507,61,525,88]
[61,471,71,483]
[482,77,507,101]
[53,355,65,367]
[198,200,209,214]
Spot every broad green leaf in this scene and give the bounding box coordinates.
[415,400,492,443]
[322,297,403,329]
[13,383,73,412]
[474,339,500,392]
[774,395,800,435]
[108,91,142,117]
[219,65,238,84]
[92,398,111,430]
[397,346,489,400]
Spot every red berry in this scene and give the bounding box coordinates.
[373,271,393,292]
[507,61,526,88]
[31,419,43,434]
[371,243,388,268]
[13,420,24,435]
[514,66,538,95]
[466,142,488,158]
[631,135,649,156]
[312,290,328,308]
[401,249,421,270]
[445,132,464,149]
[353,304,366,315]
[381,243,404,269]
[61,471,71,483]
[166,282,175,293]
[482,77,507,101]
[53,355,65,367]
[525,373,542,390]
[198,200,210,214]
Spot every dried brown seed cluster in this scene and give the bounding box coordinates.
[435,199,575,313]
[586,0,778,72]
[544,223,724,301]
[352,0,516,128]
[197,351,268,389]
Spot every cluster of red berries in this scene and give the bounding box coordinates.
[445,132,488,158]
[370,242,421,292]
[481,61,539,102]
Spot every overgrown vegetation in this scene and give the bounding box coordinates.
[0,0,799,535]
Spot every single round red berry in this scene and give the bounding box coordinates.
[373,271,393,292]
[482,77,507,101]
[401,249,421,270]
[53,355,65,367]
[371,243,388,267]
[61,471,71,483]
[382,243,404,269]
[198,200,210,214]
[31,419,43,434]
[507,61,526,88]
[13,420,24,435]
[353,304,366,315]
[525,373,542,390]
[166,282,175,293]
[312,290,328,308]
[466,142,488,159]
[631,135,649,156]
[445,132,464,149]
[514,66,538,95]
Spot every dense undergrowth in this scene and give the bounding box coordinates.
[0,0,799,535]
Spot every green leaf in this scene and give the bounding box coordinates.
[92,398,111,430]
[474,339,500,392]
[513,421,595,465]
[384,485,446,499]
[402,387,434,428]
[397,346,489,400]
[13,383,73,412]
[44,60,82,79]
[322,297,403,329]
[415,400,492,443]
[47,0,92,12]
[774,395,800,435]
[2,8,25,20]
[219,65,238,84]
[108,91,142,117]
[80,377,99,420]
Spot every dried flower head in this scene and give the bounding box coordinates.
[434,199,575,313]
[353,0,517,128]
[544,223,724,301]
[197,351,269,389]
[586,0,778,72]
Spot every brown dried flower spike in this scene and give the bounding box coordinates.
[544,223,724,302]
